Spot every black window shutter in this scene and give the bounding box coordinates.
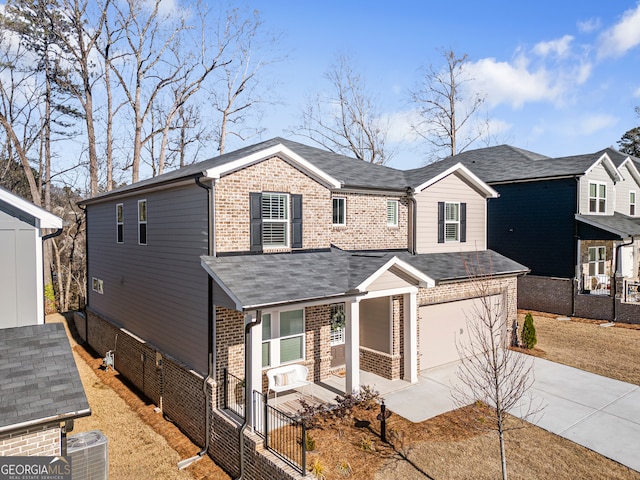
[437,202,444,243]
[291,194,303,249]
[249,193,262,252]
[460,202,467,242]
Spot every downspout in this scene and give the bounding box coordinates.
[178,175,215,469]
[235,310,262,480]
[613,236,634,322]
[406,187,417,255]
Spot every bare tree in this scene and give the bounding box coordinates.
[452,253,540,480]
[292,54,393,165]
[211,8,281,155]
[411,48,488,161]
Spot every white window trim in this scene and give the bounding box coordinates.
[444,202,460,242]
[262,192,289,249]
[387,200,399,227]
[116,203,124,244]
[92,277,104,294]
[588,182,606,214]
[332,197,346,226]
[261,308,305,369]
[630,191,636,216]
[138,199,147,245]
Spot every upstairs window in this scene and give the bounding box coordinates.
[262,193,289,247]
[588,246,606,276]
[445,202,460,241]
[589,182,606,213]
[631,191,636,216]
[138,199,147,245]
[250,193,302,251]
[333,197,346,226]
[387,200,398,227]
[116,203,124,243]
[438,202,467,243]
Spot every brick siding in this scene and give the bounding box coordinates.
[518,275,573,315]
[0,424,60,456]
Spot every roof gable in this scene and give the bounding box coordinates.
[204,142,342,189]
[584,152,621,182]
[0,187,62,229]
[413,162,498,198]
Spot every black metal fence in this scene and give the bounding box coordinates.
[252,390,306,475]
[223,368,245,419]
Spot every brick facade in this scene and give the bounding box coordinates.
[0,424,60,457]
[330,192,409,250]
[214,157,331,253]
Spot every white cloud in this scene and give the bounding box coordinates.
[634,86,640,98]
[533,35,574,58]
[465,57,564,109]
[576,114,618,135]
[597,3,640,58]
[578,18,602,33]
[384,109,423,143]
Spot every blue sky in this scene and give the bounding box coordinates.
[243,1,640,170]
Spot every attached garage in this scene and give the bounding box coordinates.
[418,294,504,370]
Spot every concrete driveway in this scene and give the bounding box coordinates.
[383,354,640,473]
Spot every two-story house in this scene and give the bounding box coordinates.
[421,145,640,322]
[77,138,527,478]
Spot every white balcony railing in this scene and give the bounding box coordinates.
[583,274,610,295]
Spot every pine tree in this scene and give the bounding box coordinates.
[521,312,537,349]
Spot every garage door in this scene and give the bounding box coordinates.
[418,295,503,370]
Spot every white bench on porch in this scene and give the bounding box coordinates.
[266,364,313,401]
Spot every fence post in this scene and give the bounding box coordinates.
[263,392,268,448]
[223,368,228,410]
[301,421,306,476]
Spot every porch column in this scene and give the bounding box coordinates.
[403,292,418,383]
[345,299,360,394]
[246,311,262,427]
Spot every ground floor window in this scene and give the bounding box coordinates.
[588,246,606,275]
[262,308,305,368]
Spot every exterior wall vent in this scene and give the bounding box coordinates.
[67,430,108,480]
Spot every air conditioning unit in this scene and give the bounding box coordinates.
[67,430,108,480]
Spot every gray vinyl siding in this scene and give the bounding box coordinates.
[87,184,209,373]
[415,172,487,253]
[0,210,38,328]
[579,163,616,215]
[367,269,413,292]
[615,164,639,216]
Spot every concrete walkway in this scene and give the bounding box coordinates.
[382,355,640,473]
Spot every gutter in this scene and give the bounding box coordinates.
[235,310,262,480]
[407,187,417,255]
[42,227,63,242]
[178,175,215,470]
[0,408,92,436]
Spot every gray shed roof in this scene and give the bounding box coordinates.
[576,213,640,238]
[201,248,529,311]
[0,323,91,433]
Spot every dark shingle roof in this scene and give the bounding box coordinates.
[576,213,640,238]
[0,323,90,432]
[202,248,528,309]
[83,138,408,204]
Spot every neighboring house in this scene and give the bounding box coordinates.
[0,187,63,328]
[77,138,527,478]
[420,145,640,322]
[0,323,91,456]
